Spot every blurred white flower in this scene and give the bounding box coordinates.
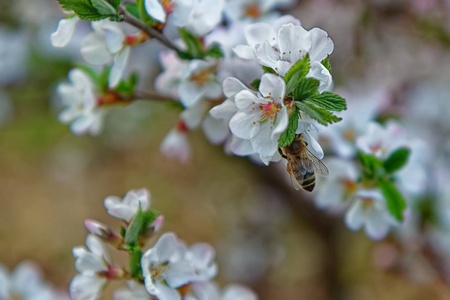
[70,235,111,300]
[141,233,196,300]
[57,68,107,136]
[155,51,189,99]
[0,28,28,84]
[185,243,218,281]
[178,59,222,107]
[104,188,151,222]
[190,282,257,300]
[0,261,67,300]
[172,0,224,36]
[345,190,397,240]
[356,121,407,160]
[228,73,288,164]
[81,20,131,88]
[224,0,295,22]
[51,14,80,48]
[160,122,191,163]
[315,158,358,209]
[234,16,333,92]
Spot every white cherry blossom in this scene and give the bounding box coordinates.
[104,188,151,222]
[160,122,191,163]
[51,13,80,48]
[141,233,196,300]
[233,16,334,92]
[70,235,111,300]
[185,243,218,281]
[57,68,106,136]
[228,73,288,164]
[145,0,171,23]
[155,51,189,99]
[178,59,222,108]
[81,20,131,88]
[190,282,257,300]
[172,0,224,36]
[345,190,397,240]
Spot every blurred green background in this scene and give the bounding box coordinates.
[0,0,449,299]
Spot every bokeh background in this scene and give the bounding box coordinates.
[1,0,450,299]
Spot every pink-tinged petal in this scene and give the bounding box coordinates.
[160,129,191,164]
[306,61,333,93]
[209,98,237,121]
[203,116,229,145]
[222,284,257,300]
[164,261,196,288]
[277,23,310,64]
[51,16,79,47]
[345,201,364,231]
[245,23,277,47]
[233,45,256,60]
[81,33,112,65]
[365,210,390,240]
[254,42,279,70]
[229,137,255,156]
[229,111,260,140]
[308,27,334,63]
[181,101,207,130]
[145,0,167,23]
[222,77,249,98]
[109,46,130,88]
[259,73,285,102]
[70,274,106,300]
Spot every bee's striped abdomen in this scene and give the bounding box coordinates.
[301,172,315,192]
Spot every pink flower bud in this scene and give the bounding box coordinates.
[84,219,124,249]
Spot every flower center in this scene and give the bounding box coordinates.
[161,0,174,13]
[244,4,261,19]
[259,102,280,123]
[361,197,374,209]
[151,263,168,280]
[190,69,212,86]
[342,179,357,193]
[343,129,355,142]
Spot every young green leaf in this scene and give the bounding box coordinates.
[178,28,204,59]
[92,0,117,15]
[357,151,384,179]
[279,105,300,147]
[124,208,159,246]
[58,0,111,20]
[384,148,410,174]
[137,0,153,24]
[305,92,347,112]
[110,0,121,9]
[284,54,310,95]
[296,101,341,126]
[293,78,320,100]
[262,66,276,74]
[125,3,140,19]
[250,79,261,90]
[379,178,407,221]
[321,56,332,74]
[204,44,224,58]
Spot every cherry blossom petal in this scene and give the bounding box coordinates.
[308,27,334,63]
[109,46,130,88]
[51,16,79,47]
[145,0,167,23]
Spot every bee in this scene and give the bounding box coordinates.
[279,134,329,192]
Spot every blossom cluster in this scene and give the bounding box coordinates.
[70,188,257,300]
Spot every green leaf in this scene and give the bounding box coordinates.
[124,208,159,246]
[262,66,276,74]
[204,44,224,58]
[384,148,410,174]
[92,0,117,15]
[250,79,260,90]
[137,0,153,24]
[294,78,320,100]
[321,56,332,74]
[58,0,111,20]
[296,101,341,126]
[110,0,121,9]
[115,72,139,94]
[379,178,407,221]
[178,28,203,59]
[129,248,143,280]
[357,151,384,178]
[125,3,140,18]
[305,92,347,112]
[284,54,310,95]
[279,105,300,147]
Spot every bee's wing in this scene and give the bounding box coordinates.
[289,173,303,190]
[305,149,329,177]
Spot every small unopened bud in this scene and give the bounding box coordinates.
[85,219,124,249]
[139,215,165,244]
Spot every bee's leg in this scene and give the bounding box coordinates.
[278,148,287,159]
